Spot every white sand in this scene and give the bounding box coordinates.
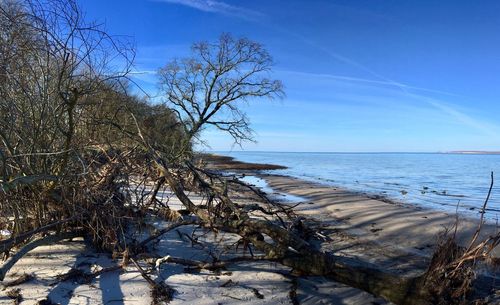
[0,212,389,304]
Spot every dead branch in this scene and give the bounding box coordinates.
[420,172,497,304]
[1,273,33,288]
[157,162,432,305]
[55,265,123,284]
[148,176,166,207]
[0,216,79,253]
[131,257,174,305]
[465,172,494,254]
[143,254,272,271]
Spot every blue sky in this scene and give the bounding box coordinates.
[83,0,500,152]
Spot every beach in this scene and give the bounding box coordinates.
[2,1,500,304]
[261,173,496,256]
[1,154,498,305]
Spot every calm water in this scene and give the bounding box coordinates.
[218,152,500,220]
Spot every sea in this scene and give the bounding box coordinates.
[217,151,500,220]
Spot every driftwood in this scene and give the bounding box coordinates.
[0,148,495,305]
[143,254,272,271]
[1,157,495,305]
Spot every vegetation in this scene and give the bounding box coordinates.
[0,1,498,305]
[0,0,187,235]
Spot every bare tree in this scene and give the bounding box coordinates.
[0,0,134,177]
[158,33,284,146]
[0,0,134,231]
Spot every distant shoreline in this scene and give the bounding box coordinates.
[445,151,500,155]
[206,151,500,220]
[197,153,287,170]
[210,150,500,155]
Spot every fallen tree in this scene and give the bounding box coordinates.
[153,156,499,305]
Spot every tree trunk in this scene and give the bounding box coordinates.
[0,231,83,281]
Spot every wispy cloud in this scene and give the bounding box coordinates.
[129,70,157,75]
[277,70,460,97]
[279,68,500,138]
[419,97,500,138]
[277,35,500,138]
[152,0,264,20]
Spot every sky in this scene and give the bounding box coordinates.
[83,0,500,152]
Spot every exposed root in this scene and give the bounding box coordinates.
[424,234,471,304]
[151,284,175,305]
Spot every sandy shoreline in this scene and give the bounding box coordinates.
[0,187,391,305]
[208,156,499,278]
[258,173,496,256]
[1,154,498,305]
[207,154,497,253]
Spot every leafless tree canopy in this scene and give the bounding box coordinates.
[0,0,186,234]
[158,33,284,145]
[0,0,134,180]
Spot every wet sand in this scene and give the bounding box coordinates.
[259,173,497,257]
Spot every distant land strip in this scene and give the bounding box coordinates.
[197,153,287,170]
[446,151,500,155]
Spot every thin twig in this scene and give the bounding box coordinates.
[466,171,494,253]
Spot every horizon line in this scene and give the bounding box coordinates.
[205,150,500,155]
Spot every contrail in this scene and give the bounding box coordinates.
[273,27,499,137]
